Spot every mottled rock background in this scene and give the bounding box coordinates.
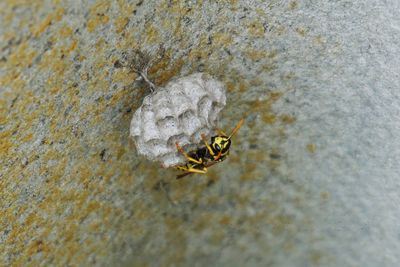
[1,0,400,266]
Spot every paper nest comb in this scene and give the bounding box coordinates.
[130,72,226,167]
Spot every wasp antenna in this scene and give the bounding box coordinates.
[217,128,228,136]
[228,118,244,139]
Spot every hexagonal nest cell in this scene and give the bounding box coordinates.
[130,72,226,167]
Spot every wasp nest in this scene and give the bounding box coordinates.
[130,72,226,167]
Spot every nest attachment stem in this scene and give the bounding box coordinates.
[124,47,165,93]
[137,69,157,93]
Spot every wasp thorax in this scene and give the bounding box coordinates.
[130,73,227,167]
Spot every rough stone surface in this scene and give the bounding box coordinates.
[130,72,226,167]
[1,0,400,267]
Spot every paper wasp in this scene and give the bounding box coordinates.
[175,119,244,179]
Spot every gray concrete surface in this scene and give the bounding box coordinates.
[1,0,400,266]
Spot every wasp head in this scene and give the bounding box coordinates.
[210,118,244,160]
[211,135,231,158]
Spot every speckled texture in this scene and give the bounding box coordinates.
[1,0,400,266]
[130,72,226,167]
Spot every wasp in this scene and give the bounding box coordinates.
[174,119,244,179]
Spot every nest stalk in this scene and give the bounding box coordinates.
[123,47,165,93]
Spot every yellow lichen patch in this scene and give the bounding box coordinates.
[187,47,208,64]
[1,31,16,46]
[114,17,129,34]
[0,139,13,156]
[247,92,283,125]
[144,24,160,44]
[314,35,326,45]
[262,62,278,72]
[1,9,16,27]
[267,154,282,172]
[108,89,128,107]
[238,79,250,92]
[240,141,278,180]
[58,25,73,37]
[320,191,330,200]
[245,48,277,62]
[212,32,233,48]
[31,8,64,37]
[296,27,307,37]
[192,212,216,232]
[26,239,51,257]
[0,112,7,124]
[219,215,232,225]
[112,68,137,85]
[87,14,110,32]
[114,30,137,49]
[89,0,110,15]
[153,58,185,86]
[262,113,277,124]
[38,48,61,71]
[116,0,135,14]
[225,81,235,92]
[226,0,239,5]
[115,146,126,160]
[247,21,265,38]
[38,39,78,78]
[235,193,251,207]
[280,114,296,124]
[86,74,109,96]
[158,0,188,23]
[160,17,179,38]
[94,38,107,55]
[255,8,266,16]
[240,159,264,181]
[47,85,61,97]
[309,250,324,265]
[21,132,34,142]
[306,143,317,153]
[86,0,111,32]
[164,217,187,265]
[289,1,299,10]
[7,41,37,69]
[76,54,87,62]
[282,71,296,81]
[67,39,78,53]
[267,214,293,235]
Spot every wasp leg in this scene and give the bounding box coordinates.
[201,134,223,161]
[176,165,207,176]
[176,161,218,179]
[176,165,189,172]
[182,167,207,174]
[214,150,223,161]
[175,143,203,164]
[201,134,215,157]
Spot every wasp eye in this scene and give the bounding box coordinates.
[215,144,221,151]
